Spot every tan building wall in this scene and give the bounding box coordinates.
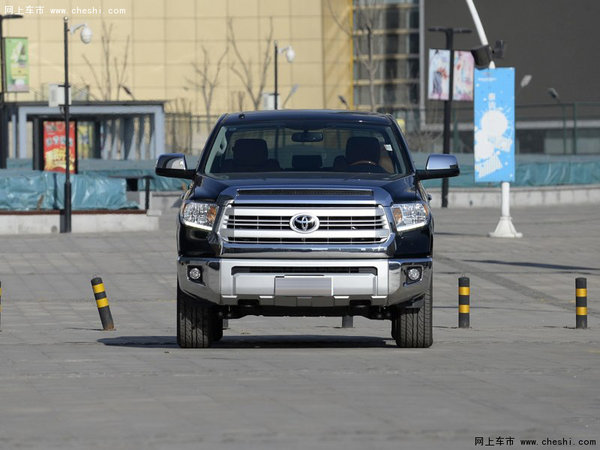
[1,0,353,115]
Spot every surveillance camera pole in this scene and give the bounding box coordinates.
[273,42,294,111]
[61,18,91,233]
[465,0,521,238]
[274,41,278,110]
[62,16,72,232]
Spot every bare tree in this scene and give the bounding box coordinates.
[404,105,445,153]
[235,91,246,111]
[328,0,382,112]
[227,18,273,111]
[78,21,131,158]
[187,46,228,134]
[82,21,131,100]
[165,98,194,154]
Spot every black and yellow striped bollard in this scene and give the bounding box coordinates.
[459,277,470,328]
[576,277,587,329]
[91,277,115,330]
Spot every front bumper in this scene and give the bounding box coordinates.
[178,257,432,308]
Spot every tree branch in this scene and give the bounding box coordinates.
[227,17,274,110]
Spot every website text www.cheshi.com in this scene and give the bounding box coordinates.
[3,5,127,15]
[475,436,597,447]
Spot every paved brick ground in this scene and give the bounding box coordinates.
[0,205,598,449]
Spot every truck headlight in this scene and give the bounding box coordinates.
[181,201,218,231]
[391,203,429,232]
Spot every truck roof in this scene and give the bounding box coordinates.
[221,109,393,126]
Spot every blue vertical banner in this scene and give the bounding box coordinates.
[474,68,515,182]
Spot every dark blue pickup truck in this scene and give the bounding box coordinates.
[156,109,459,348]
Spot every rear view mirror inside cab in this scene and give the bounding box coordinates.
[291,131,324,142]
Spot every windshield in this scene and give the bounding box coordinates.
[203,121,409,176]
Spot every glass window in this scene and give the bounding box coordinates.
[354,82,419,106]
[203,121,410,176]
[355,33,418,56]
[355,57,419,79]
[353,2,419,30]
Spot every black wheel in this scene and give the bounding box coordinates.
[212,315,224,342]
[393,280,433,348]
[177,283,214,348]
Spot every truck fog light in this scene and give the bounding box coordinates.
[407,267,422,282]
[189,267,202,281]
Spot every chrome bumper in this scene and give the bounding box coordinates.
[178,257,432,307]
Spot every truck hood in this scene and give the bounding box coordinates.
[189,173,422,205]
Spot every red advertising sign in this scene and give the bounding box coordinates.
[43,121,76,173]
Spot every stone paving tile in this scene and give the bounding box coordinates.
[0,205,599,449]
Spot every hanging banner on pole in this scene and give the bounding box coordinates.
[453,51,474,101]
[4,37,29,92]
[43,121,77,174]
[427,49,450,100]
[428,49,474,102]
[474,67,515,182]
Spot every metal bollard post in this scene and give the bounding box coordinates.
[342,315,353,328]
[0,280,2,332]
[576,277,587,329]
[91,277,115,330]
[144,175,151,210]
[459,277,470,328]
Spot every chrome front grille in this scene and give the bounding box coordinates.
[219,206,390,245]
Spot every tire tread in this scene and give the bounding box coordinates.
[177,286,213,348]
[394,280,433,348]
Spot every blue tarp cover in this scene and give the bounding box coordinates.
[4,155,600,205]
[0,170,137,211]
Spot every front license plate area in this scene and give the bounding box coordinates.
[275,276,332,296]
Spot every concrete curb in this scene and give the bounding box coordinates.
[428,184,600,208]
[0,210,161,235]
[145,191,184,210]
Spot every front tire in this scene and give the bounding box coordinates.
[177,283,214,348]
[393,280,433,348]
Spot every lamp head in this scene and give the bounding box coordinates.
[471,44,493,69]
[80,25,92,44]
[547,87,560,102]
[520,74,532,89]
[285,46,295,63]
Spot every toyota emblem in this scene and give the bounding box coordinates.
[290,214,319,233]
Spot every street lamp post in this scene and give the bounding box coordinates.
[62,17,92,233]
[548,87,567,154]
[0,14,23,169]
[273,41,295,110]
[428,26,472,208]
[465,0,521,238]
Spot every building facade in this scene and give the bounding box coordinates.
[3,0,596,158]
[1,0,353,116]
[352,0,419,115]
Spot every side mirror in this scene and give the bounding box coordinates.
[416,154,460,180]
[155,153,195,179]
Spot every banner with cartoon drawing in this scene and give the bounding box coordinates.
[474,68,515,182]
